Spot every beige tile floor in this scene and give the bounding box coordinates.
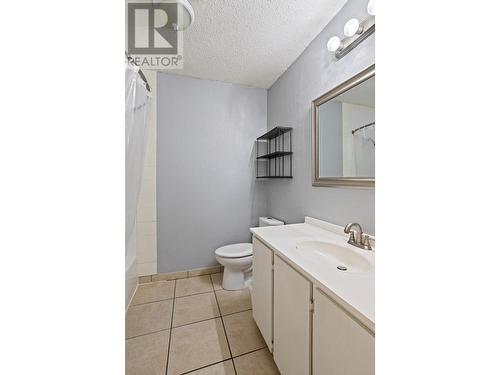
[126,273,280,375]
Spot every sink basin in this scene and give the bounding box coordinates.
[296,241,372,273]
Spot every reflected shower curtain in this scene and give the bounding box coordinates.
[125,61,151,283]
[353,125,375,177]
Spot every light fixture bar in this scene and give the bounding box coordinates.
[335,15,375,59]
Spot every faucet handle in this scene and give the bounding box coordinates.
[362,234,372,251]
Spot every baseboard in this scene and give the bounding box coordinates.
[138,265,223,284]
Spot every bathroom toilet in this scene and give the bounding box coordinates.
[215,217,284,290]
[215,243,254,291]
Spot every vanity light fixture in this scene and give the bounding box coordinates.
[367,0,375,16]
[327,36,343,52]
[326,0,375,59]
[344,18,362,37]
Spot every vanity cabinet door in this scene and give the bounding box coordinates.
[252,237,274,350]
[273,256,311,375]
[313,288,374,375]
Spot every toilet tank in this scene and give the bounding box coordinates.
[259,217,284,227]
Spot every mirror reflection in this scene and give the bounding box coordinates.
[316,75,375,179]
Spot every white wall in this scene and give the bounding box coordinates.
[318,100,343,176]
[136,70,158,276]
[157,74,268,273]
[266,0,375,234]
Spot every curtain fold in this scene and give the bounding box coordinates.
[125,62,151,255]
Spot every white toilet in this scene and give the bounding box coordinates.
[215,217,284,290]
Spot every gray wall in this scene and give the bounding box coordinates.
[157,74,268,273]
[267,0,375,233]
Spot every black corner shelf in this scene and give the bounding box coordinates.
[256,175,293,179]
[257,126,292,140]
[256,151,293,160]
[256,126,293,179]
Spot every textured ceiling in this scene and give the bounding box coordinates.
[169,0,348,88]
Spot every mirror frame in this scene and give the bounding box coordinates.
[311,64,375,188]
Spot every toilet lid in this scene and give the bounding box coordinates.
[215,243,253,258]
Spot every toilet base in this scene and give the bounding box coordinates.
[215,253,253,291]
[222,267,251,290]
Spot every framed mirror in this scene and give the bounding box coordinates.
[312,65,375,188]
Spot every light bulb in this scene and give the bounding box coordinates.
[367,0,375,16]
[327,36,342,52]
[344,18,362,37]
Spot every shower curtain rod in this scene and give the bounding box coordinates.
[352,121,375,135]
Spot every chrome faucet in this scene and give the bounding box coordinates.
[344,222,372,251]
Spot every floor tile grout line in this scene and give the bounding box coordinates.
[174,289,215,301]
[220,307,253,318]
[151,272,221,284]
[169,307,253,330]
[175,288,215,298]
[130,280,176,306]
[165,279,177,375]
[211,274,238,375]
[142,271,222,284]
[171,315,220,329]
[177,347,269,375]
[125,327,171,341]
[178,358,230,375]
[231,346,268,360]
[211,277,230,356]
[177,346,268,375]
[174,275,216,299]
[130,296,174,307]
[174,288,215,298]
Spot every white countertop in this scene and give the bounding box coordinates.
[250,217,374,332]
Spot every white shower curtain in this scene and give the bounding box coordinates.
[125,61,151,306]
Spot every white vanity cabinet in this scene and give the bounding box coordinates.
[251,237,274,350]
[313,288,375,375]
[251,235,374,375]
[273,255,311,375]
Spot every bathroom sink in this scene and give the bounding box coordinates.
[296,241,372,273]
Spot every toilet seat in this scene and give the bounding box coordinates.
[215,243,252,258]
